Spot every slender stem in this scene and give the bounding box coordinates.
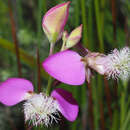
[121,110,130,130]
[98,75,105,130]
[92,78,100,129]
[46,43,55,95]
[8,0,22,77]
[46,76,52,96]
[80,0,88,47]
[61,40,66,51]
[114,80,118,109]
[87,81,94,130]
[37,48,41,92]
[111,0,118,120]
[120,91,126,128]
[74,0,80,27]
[94,0,105,129]
[81,84,87,129]
[124,17,129,45]
[49,43,55,56]
[120,81,128,129]
[36,0,43,93]
[104,76,113,122]
[94,0,104,52]
[99,100,105,130]
[88,1,94,50]
[111,0,117,41]
[16,0,24,28]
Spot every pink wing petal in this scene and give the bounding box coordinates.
[42,50,85,85]
[0,78,34,106]
[51,88,79,121]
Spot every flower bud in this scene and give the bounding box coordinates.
[65,25,82,49]
[42,2,70,43]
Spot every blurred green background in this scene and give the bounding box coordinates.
[0,0,130,130]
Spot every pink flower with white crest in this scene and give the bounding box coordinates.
[42,47,130,85]
[0,78,79,126]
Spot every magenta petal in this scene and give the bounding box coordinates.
[42,50,85,85]
[0,78,34,106]
[51,88,79,121]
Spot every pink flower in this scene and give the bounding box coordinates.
[42,2,70,43]
[42,50,106,85]
[42,47,130,84]
[42,50,86,85]
[0,78,78,126]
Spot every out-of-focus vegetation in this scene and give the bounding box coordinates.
[0,0,130,130]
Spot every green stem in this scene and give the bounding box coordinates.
[121,110,130,130]
[46,76,53,95]
[94,0,104,52]
[61,40,66,51]
[49,43,55,55]
[46,43,55,95]
[74,0,80,27]
[120,81,128,128]
[80,0,88,47]
[92,78,99,130]
[88,1,94,50]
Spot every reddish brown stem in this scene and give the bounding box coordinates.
[37,48,41,92]
[124,17,130,46]
[99,101,105,130]
[8,0,22,77]
[104,77,113,122]
[111,0,117,41]
[87,81,94,130]
[114,80,118,109]
[111,0,119,114]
